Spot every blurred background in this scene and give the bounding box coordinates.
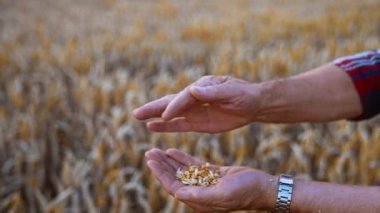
[0,0,379,212]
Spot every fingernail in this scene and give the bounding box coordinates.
[175,189,190,199]
[133,109,142,120]
[147,161,158,171]
[145,150,151,158]
[191,86,207,95]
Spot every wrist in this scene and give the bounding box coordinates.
[247,172,278,211]
[262,174,278,211]
[246,82,267,121]
[254,78,293,123]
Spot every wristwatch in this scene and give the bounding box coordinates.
[275,174,294,213]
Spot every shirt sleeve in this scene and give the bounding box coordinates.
[333,50,380,120]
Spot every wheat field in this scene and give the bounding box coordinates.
[0,0,380,212]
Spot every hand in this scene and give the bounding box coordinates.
[145,148,276,212]
[134,75,264,133]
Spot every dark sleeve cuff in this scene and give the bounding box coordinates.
[333,50,380,121]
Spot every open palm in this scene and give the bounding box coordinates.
[145,148,275,212]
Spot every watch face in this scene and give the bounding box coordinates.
[280,176,294,185]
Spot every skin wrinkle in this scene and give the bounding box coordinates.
[161,172,178,195]
[161,152,183,171]
[203,106,212,132]
[147,160,167,180]
[255,78,287,122]
[148,160,179,196]
[254,64,362,123]
[183,103,208,123]
[165,155,182,171]
[167,179,183,195]
[147,149,178,171]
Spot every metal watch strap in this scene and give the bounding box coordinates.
[275,174,294,213]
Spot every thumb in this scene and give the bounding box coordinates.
[190,84,235,102]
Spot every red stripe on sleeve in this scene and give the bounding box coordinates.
[349,73,380,96]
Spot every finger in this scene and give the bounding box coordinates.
[161,88,196,121]
[189,83,237,102]
[166,149,204,166]
[145,148,183,171]
[147,118,214,133]
[133,95,175,120]
[160,75,226,121]
[147,118,192,132]
[147,160,183,195]
[193,75,229,87]
[145,148,166,162]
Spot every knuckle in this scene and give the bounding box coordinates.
[220,75,233,82]
[197,75,209,83]
[164,94,176,100]
[201,75,215,80]
[196,75,215,84]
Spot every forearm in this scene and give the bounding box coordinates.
[290,179,380,213]
[255,63,362,123]
[258,176,380,212]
